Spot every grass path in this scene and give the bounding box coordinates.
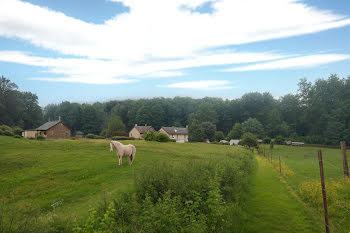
[245,156,323,233]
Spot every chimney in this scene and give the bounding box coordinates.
[58,116,61,121]
[186,125,188,129]
[135,124,138,127]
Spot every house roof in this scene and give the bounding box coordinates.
[161,127,188,135]
[36,120,61,131]
[134,125,153,134]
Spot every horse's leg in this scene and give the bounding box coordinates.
[118,156,121,165]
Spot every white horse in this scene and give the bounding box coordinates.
[110,140,136,166]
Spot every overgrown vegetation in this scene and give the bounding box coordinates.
[74,151,254,233]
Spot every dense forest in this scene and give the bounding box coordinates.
[1,74,350,145]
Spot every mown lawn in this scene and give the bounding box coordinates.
[0,136,244,229]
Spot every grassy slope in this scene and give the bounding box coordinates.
[245,156,323,233]
[0,136,243,223]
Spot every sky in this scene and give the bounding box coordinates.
[0,0,350,106]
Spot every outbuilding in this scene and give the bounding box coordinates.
[159,126,188,142]
[23,116,71,139]
[128,125,155,139]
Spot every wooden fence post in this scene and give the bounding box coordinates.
[340,141,349,178]
[318,150,330,233]
[279,155,282,175]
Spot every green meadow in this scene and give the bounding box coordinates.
[1,136,349,232]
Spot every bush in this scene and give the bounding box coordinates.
[111,136,135,140]
[144,131,156,141]
[169,139,176,142]
[75,151,254,233]
[86,134,97,139]
[95,135,105,139]
[274,135,285,145]
[13,135,21,138]
[263,136,271,144]
[214,131,225,142]
[239,132,258,149]
[0,124,12,132]
[0,129,4,135]
[12,126,23,136]
[36,135,45,140]
[155,133,170,142]
[75,131,84,136]
[3,130,14,136]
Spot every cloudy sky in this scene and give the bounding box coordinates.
[0,0,350,106]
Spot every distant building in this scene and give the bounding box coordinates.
[159,126,188,142]
[129,125,155,139]
[23,116,71,139]
[230,139,240,146]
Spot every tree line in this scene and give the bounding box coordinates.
[1,74,349,145]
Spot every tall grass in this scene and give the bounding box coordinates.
[74,151,254,233]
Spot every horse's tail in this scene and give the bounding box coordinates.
[110,141,114,152]
[131,145,136,162]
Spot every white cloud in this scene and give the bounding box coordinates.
[160,80,236,90]
[0,0,350,83]
[223,54,350,72]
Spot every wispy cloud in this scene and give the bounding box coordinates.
[223,54,350,72]
[0,0,350,83]
[159,80,236,90]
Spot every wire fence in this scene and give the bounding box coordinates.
[257,147,350,233]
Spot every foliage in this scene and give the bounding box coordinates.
[12,126,23,136]
[86,134,97,139]
[155,133,170,142]
[227,123,243,140]
[144,130,156,141]
[241,118,264,138]
[36,135,45,140]
[75,151,254,233]
[13,135,22,138]
[201,121,216,141]
[3,130,14,136]
[107,116,126,137]
[0,76,42,129]
[188,120,205,142]
[239,132,258,149]
[274,135,285,145]
[214,131,225,142]
[263,136,271,144]
[111,136,135,140]
[270,140,274,149]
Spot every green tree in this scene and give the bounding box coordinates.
[239,133,258,149]
[107,116,126,137]
[227,123,243,140]
[241,118,264,138]
[135,106,153,126]
[214,131,225,142]
[201,122,216,141]
[188,120,205,142]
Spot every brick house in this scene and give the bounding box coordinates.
[23,116,71,139]
[129,125,155,139]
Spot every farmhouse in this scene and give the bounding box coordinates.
[23,116,71,139]
[129,125,155,139]
[159,126,188,142]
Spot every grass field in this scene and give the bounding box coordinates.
[1,136,349,232]
[263,145,350,233]
[0,136,250,231]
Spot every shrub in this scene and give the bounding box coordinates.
[111,136,135,140]
[75,131,84,136]
[214,131,225,142]
[274,135,285,145]
[75,151,254,233]
[0,129,4,135]
[263,136,271,144]
[239,132,258,149]
[3,130,14,136]
[144,131,156,141]
[12,126,23,136]
[0,124,12,132]
[169,139,176,142]
[155,133,170,142]
[86,134,97,139]
[13,135,21,138]
[95,135,105,139]
[36,135,45,140]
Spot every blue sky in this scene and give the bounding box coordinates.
[0,0,350,106]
